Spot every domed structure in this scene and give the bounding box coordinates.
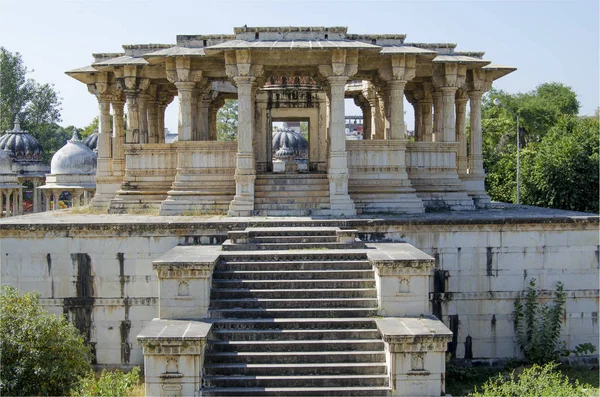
[275,145,295,159]
[0,117,44,161]
[272,128,308,158]
[83,130,98,153]
[51,130,97,175]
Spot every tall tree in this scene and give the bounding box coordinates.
[0,47,62,161]
[482,82,598,212]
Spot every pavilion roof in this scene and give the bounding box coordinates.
[92,55,149,67]
[144,46,207,57]
[433,54,491,66]
[482,64,518,80]
[379,46,438,56]
[203,39,380,53]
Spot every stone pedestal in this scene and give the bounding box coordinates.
[377,317,452,397]
[138,319,211,397]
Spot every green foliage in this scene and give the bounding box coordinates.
[1,47,63,162]
[0,285,92,396]
[80,116,99,140]
[573,343,597,357]
[513,279,569,364]
[217,99,238,141]
[472,362,594,397]
[520,115,599,213]
[71,367,141,397]
[482,82,598,212]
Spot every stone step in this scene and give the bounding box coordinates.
[212,279,376,290]
[202,374,389,388]
[210,288,378,299]
[211,328,381,341]
[243,227,340,237]
[254,197,329,205]
[248,236,338,244]
[214,260,372,271]
[219,253,369,263]
[253,203,331,211]
[208,307,378,319]
[221,241,363,251]
[208,339,384,353]
[204,350,386,364]
[204,362,388,376]
[209,318,378,331]
[252,209,334,217]
[255,179,329,186]
[212,270,374,280]
[255,188,329,196]
[209,298,378,309]
[201,386,391,396]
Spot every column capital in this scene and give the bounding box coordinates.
[233,76,256,86]
[174,81,197,91]
[326,75,348,86]
[468,90,484,100]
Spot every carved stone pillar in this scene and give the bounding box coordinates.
[197,95,211,141]
[175,82,196,141]
[138,94,149,144]
[125,93,139,143]
[111,100,126,177]
[468,91,485,177]
[421,97,433,142]
[456,89,468,177]
[228,76,257,216]
[147,101,159,144]
[97,96,113,178]
[326,76,355,215]
[432,90,443,142]
[388,80,407,140]
[5,191,11,217]
[18,186,23,215]
[440,87,457,142]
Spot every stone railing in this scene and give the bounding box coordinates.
[160,141,237,215]
[405,142,474,210]
[346,140,423,214]
[118,143,177,201]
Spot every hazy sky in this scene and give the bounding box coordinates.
[1,0,598,133]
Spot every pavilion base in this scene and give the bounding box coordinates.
[462,175,492,209]
[89,180,121,210]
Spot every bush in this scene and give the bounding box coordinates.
[0,285,92,396]
[472,362,595,397]
[71,367,141,397]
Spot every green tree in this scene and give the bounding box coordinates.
[482,83,593,208]
[217,99,238,141]
[1,47,63,161]
[520,115,599,213]
[0,285,92,396]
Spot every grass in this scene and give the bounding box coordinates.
[445,361,599,396]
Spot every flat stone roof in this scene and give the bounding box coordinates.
[0,204,596,232]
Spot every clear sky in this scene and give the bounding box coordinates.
[1,0,598,133]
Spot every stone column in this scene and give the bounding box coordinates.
[440,87,457,142]
[32,180,38,212]
[388,80,407,140]
[147,101,159,143]
[456,90,468,176]
[197,96,211,141]
[228,76,256,216]
[421,98,433,142]
[53,190,60,211]
[44,191,50,212]
[5,191,11,217]
[138,95,149,144]
[97,96,113,178]
[432,90,443,142]
[125,93,139,143]
[209,104,219,141]
[12,189,17,215]
[406,91,421,141]
[18,186,23,215]
[157,103,166,143]
[326,76,355,215]
[175,82,196,141]
[73,190,81,207]
[112,100,126,177]
[0,189,3,217]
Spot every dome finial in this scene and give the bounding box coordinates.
[69,128,82,142]
[13,116,20,132]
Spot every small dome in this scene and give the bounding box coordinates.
[272,128,308,158]
[0,149,13,174]
[0,117,44,161]
[83,130,98,153]
[50,130,97,175]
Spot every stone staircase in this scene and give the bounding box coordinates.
[253,174,332,217]
[201,227,391,396]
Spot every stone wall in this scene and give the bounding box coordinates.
[0,212,597,366]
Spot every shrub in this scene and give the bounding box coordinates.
[71,366,141,397]
[472,362,595,397]
[0,285,92,396]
